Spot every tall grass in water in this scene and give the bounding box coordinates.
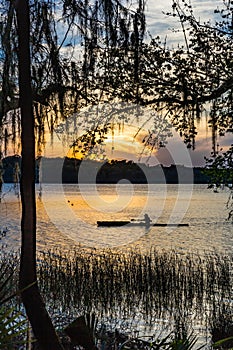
[37,247,233,333]
[0,250,19,305]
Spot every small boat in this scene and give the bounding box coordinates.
[97,221,189,227]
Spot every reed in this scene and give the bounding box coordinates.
[1,247,232,346]
[36,247,233,334]
[0,250,19,306]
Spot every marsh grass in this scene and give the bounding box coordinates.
[0,250,19,306]
[0,247,232,343]
[36,247,233,335]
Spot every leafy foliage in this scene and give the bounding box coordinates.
[0,0,147,157]
[204,144,233,219]
[117,333,204,350]
[1,0,233,160]
[0,306,28,350]
[205,145,233,187]
[0,252,28,349]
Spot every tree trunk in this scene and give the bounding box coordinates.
[15,1,64,349]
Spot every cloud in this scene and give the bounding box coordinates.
[145,0,223,44]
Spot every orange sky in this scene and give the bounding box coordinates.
[4,104,232,167]
[43,116,232,167]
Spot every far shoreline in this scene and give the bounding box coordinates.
[1,155,214,184]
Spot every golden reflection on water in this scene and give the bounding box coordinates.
[1,184,232,254]
[64,191,149,224]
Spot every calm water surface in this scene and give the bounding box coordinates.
[1,183,232,346]
[0,184,232,254]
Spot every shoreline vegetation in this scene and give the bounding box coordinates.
[1,155,213,184]
[1,246,233,348]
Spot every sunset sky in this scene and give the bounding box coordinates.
[49,112,232,167]
[8,0,232,168]
[100,0,232,166]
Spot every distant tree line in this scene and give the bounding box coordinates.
[1,155,218,184]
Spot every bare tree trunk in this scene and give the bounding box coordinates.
[15,1,64,349]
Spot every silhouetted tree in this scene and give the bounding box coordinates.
[1,0,233,345]
[16,0,64,348]
[0,0,146,348]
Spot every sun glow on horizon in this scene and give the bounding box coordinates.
[66,124,159,164]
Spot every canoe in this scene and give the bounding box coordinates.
[97,221,189,227]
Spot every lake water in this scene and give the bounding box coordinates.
[0,183,232,254]
[1,183,232,346]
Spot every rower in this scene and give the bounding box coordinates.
[144,213,151,228]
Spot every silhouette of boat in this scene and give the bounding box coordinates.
[97,221,189,227]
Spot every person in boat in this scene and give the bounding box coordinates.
[144,213,151,228]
